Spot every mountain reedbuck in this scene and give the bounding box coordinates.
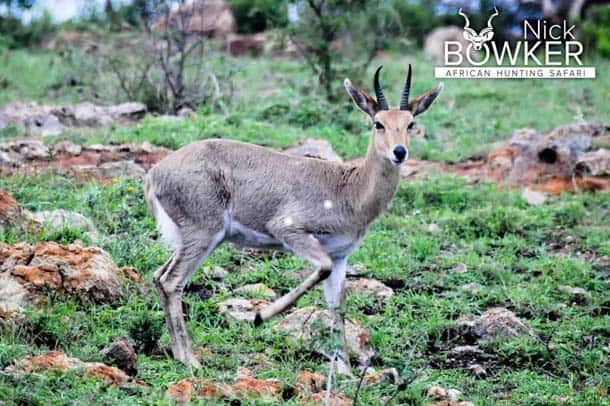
[145,65,443,371]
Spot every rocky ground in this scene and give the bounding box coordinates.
[1,50,609,403]
[1,116,609,403]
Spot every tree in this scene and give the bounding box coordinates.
[287,0,400,101]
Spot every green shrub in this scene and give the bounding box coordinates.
[229,0,288,33]
[0,12,55,49]
[582,5,610,57]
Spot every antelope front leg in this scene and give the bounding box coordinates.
[255,226,333,324]
[324,257,351,376]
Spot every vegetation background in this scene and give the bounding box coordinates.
[0,0,608,404]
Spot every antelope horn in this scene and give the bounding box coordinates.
[373,66,389,110]
[400,64,412,111]
[487,6,499,29]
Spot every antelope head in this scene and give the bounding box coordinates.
[344,65,443,166]
[459,7,499,51]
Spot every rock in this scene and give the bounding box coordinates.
[100,337,137,375]
[558,285,591,303]
[51,102,146,127]
[203,265,229,280]
[0,190,40,234]
[427,223,440,234]
[153,0,236,39]
[486,123,610,194]
[227,33,266,57]
[72,161,146,181]
[218,298,269,322]
[305,391,353,405]
[428,385,447,400]
[424,26,472,64]
[165,368,281,403]
[295,370,326,395]
[0,139,50,162]
[468,307,534,341]
[346,278,394,302]
[31,209,98,241]
[0,100,147,134]
[275,306,373,364]
[52,141,82,156]
[118,266,143,283]
[363,367,399,385]
[285,138,342,162]
[460,283,482,294]
[234,283,277,300]
[18,114,65,136]
[575,148,610,176]
[4,351,136,387]
[452,263,468,274]
[466,363,487,378]
[346,263,365,276]
[0,242,124,318]
[177,107,196,119]
[522,188,547,206]
[0,275,29,317]
[446,389,463,402]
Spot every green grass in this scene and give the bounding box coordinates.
[0,48,609,404]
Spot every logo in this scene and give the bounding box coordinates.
[459,7,498,51]
[434,7,596,79]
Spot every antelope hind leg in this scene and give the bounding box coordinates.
[155,231,223,368]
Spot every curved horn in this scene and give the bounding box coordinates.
[486,6,499,29]
[374,66,389,110]
[400,64,412,111]
[458,8,471,30]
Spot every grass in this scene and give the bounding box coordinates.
[0,48,609,404]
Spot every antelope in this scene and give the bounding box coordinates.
[144,65,443,372]
[459,7,499,50]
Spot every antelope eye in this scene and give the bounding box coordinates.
[407,122,416,130]
[374,121,385,130]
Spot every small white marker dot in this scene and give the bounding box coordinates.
[284,216,293,226]
[323,200,333,209]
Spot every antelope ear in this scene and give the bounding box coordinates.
[344,78,378,118]
[408,83,443,116]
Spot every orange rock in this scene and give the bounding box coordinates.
[84,364,129,386]
[12,264,62,290]
[6,351,81,373]
[295,371,326,395]
[305,391,353,405]
[1,242,124,318]
[119,266,142,283]
[5,351,138,388]
[232,367,282,398]
[166,378,197,403]
[166,369,281,402]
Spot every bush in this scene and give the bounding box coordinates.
[286,0,401,100]
[0,12,55,49]
[229,0,288,33]
[581,5,610,57]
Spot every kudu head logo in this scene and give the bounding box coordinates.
[458,7,499,51]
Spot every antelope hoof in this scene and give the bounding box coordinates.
[320,268,332,280]
[253,312,264,327]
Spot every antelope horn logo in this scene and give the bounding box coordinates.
[459,7,499,51]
